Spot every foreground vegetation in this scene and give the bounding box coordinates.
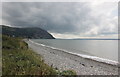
[2,35,76,76]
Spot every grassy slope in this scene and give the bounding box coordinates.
[2,35,76,76]
[2,35,57,75]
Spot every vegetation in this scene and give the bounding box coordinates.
[2,25,55,39]
[2,35,76,76]
[2,35,57,75]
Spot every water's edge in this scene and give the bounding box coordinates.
[29,39,119,66]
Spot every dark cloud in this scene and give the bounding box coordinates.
[2,2,117,37]
[2,2,92,33]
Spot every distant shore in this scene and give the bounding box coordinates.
[26,40,118,75]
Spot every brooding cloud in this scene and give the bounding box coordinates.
[2,2,118,38]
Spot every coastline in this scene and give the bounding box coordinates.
[29,39,119,66]
[25,40,119,75]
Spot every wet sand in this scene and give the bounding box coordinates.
[25,40,118,75]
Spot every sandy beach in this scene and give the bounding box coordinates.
[26,40,119,75]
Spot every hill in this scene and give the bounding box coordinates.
[2,35,57,75]
[2,35,76,75]
[1,25,55,39]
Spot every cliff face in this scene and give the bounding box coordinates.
[2,25,55,39]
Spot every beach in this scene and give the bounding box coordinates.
[26,40,119,75]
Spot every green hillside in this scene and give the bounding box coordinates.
[2,35,76,76]
[2,25,55,39]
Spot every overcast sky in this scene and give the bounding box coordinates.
[1,2,118,39]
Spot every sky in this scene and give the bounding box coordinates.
[1,1,119,39]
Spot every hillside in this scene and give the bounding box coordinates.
[1,25,55,39]
[2,35,57,75]
[2,35,76,75]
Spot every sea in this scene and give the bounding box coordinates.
[31,39,119,65]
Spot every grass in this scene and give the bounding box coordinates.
[2,35,76,76]
[2,35,57,75]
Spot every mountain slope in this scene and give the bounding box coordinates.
[2,25,55,39]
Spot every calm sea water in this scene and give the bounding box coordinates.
[31,39,118,62]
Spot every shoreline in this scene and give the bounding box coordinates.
[26,40,119,75]
[28,39,119,66]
